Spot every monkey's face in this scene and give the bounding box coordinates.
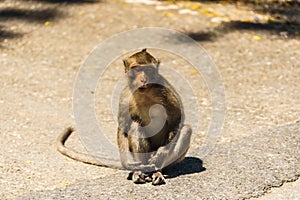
[127,65,158,91]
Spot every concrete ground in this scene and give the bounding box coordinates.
[0,0,299,199]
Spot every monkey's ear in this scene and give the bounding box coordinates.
[123,59,130,73]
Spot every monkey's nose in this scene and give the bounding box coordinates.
[141,78,147,84]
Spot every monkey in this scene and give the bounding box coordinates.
[118,49,192,185]
[56,49,192,185]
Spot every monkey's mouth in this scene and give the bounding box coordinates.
[138,84,149,90]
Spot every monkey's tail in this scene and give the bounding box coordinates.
[56,127,123,169]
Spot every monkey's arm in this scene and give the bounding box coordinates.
[117,127,156,172]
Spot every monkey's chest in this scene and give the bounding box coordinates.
[128,90,181,149]
[130,95,171,141]
[129,89,180,125]
[130,93,165,122]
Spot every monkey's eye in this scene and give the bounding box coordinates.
[130,66,156,74]
[132,66,143,72]
[145,67,156,72]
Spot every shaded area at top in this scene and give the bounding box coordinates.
[179,0,300,41]
[20,0,101,4]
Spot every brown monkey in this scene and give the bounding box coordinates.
[118,49,192,185]
[56,49,192,185]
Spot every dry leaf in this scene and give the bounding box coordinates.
[190,4,201,10]
[191,69,198,75]
[44,21,52,26]
[25,161,32,164]
[165,13,174,17]
[253,35,261,41]
[61,183,69,188]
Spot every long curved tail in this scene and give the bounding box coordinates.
[56,127,123,169]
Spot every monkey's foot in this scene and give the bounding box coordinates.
[129,171,149,184]
[151,171,166,185]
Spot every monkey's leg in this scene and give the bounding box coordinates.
[149,125,192,170]
[148,125,191,185]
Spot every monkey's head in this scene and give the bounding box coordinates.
[123,49,160,91]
